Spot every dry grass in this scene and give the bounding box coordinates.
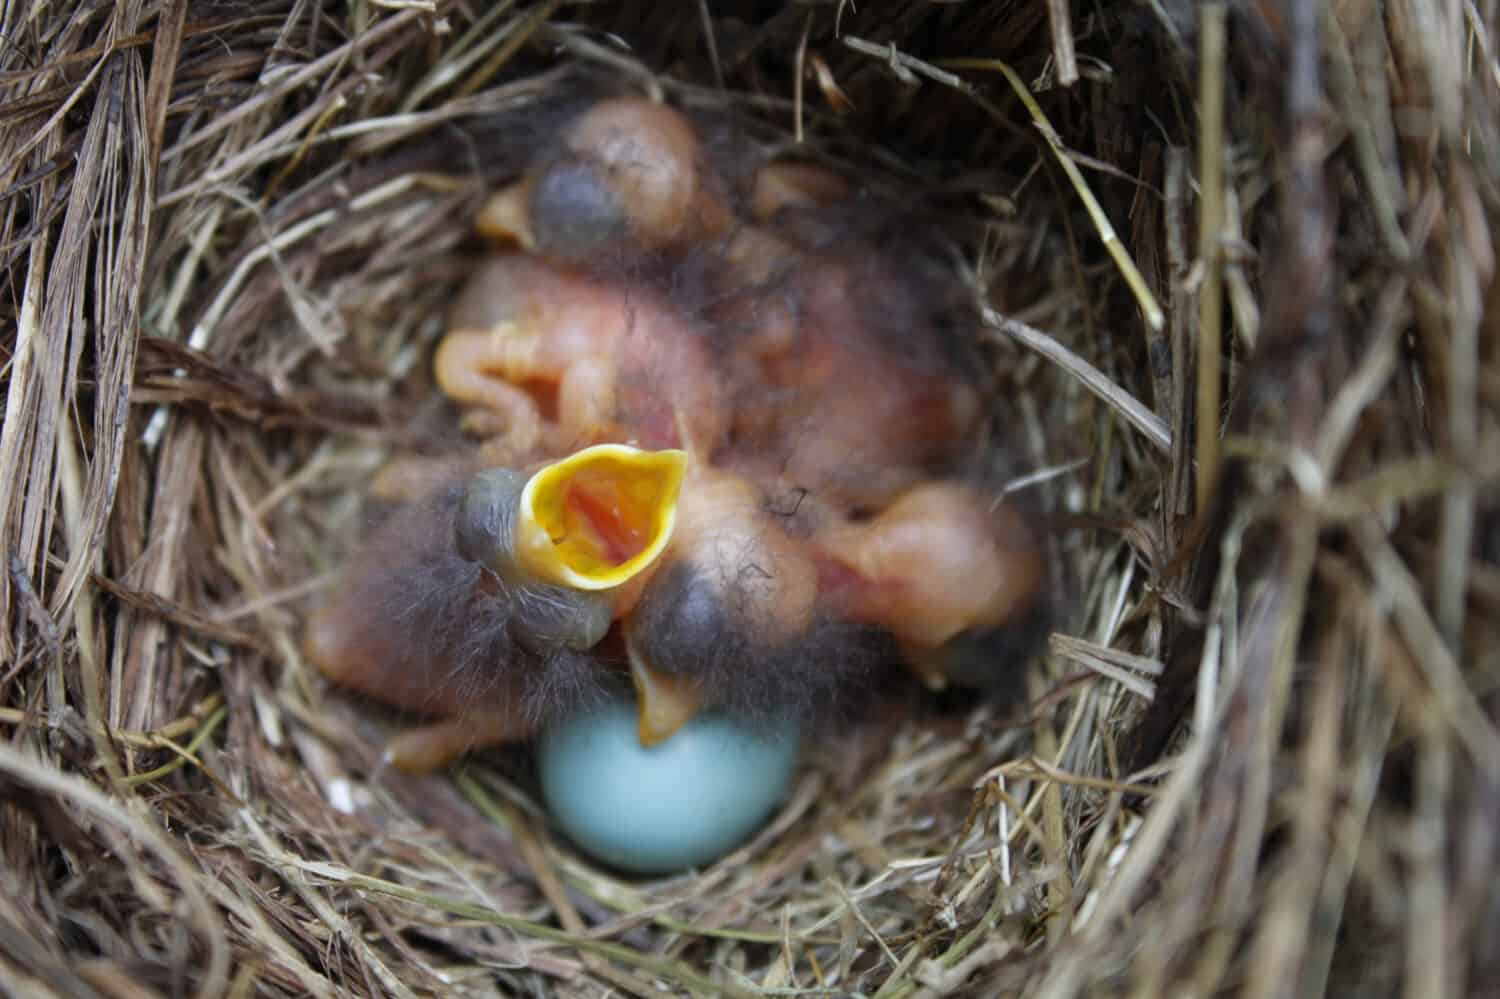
[2,0,1498,995]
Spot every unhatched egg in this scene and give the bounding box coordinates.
[537,697,800,874]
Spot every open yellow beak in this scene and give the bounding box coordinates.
[513,444,688,592]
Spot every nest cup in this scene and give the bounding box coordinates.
[3,1,1499,996]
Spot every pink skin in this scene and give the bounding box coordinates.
[723,257,983,511]
[559,96,732,247]
[477,97,733,256]
[314,120,1041,766]
[302,495,548,772]
[436,253,728,461]
[813,483,1044,651]
[305,595,542,772]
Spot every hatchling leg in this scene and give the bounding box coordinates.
[383,711,540,774]
[434,324,546,457]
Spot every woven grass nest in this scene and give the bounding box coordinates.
[3,0,1499,995]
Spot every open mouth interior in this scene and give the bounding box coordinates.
[523,446,687,589]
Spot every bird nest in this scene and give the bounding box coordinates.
[3,1,1498,995]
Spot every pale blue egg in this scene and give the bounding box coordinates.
[537,697,800,875]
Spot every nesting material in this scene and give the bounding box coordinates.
[2,1,1498,996]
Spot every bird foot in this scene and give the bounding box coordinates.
[383,713,537,774]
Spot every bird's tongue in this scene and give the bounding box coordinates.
[563,478,647,567]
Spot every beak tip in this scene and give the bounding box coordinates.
[628,637,702,748]
[477,185,536,248]
[635,719,669,748]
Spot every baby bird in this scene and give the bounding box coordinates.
[477,95,733,260]
[715,237,985,511]
[305,444,686,771]
[436,253,728,462]
[810,481,1048,688]
[467,101,987,512]
[620,469,1049,741]
[313,92,1050,769]
[620,464,867,746]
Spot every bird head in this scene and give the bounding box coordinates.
[457,443,688,597]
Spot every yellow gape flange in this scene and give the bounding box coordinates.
[515,444,688,591]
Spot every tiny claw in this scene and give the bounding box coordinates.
[627,636,705,747]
